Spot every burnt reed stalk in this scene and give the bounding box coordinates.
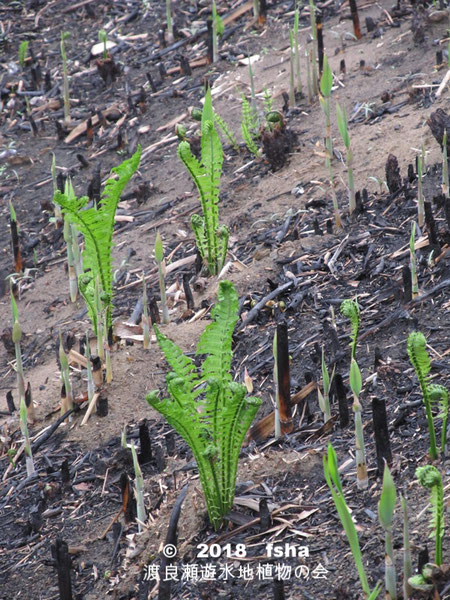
[276,322,293,431]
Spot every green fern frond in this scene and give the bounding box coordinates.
[407,331,438,459]
[18,41,29,68]
[429,384,449,453]
[242,122,260,156]
[416,465,444,565]
[54,147,141,334]
[146,281,260,529]
[241,94,260,139]
[213,111,239,152]
[197,280,238,382]
[263,87,273,116]
[340,298,360,358]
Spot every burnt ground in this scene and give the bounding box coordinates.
[0,0,449,599]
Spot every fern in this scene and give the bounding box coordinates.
[429,384,449,454]
[213,111,239,152]
[53,147,141,335]
[263,87,273,116]
[241,94,260,147]
[146,281,261,529]
[407,332,438,460]
[416,465,444,566]
[178,88,229,275]
[340,298,360,359]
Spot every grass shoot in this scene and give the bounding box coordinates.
[336,102,355,215]
[378,464,397,599]
[350,357,368,490]
[155,231,169,325]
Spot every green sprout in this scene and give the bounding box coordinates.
[211,1,224,63]
[122,428,147,532]
[318,348,335,423]
[417,144,425,228]
[166,0,174,44]
[350,358,368,490]
[155,231,169,325]
[241,93,260,157]
[18,40,29,69]
[213,111,239,152]
[409,222,418,298]
[378,464,397,599]
[20,393,35,477]
[293,3,303,96]
[98,29,108,60]
[401,495,413,600]
[309,0,319,96]
[415,465,444,566]
[178,88,229,275]
[59,331,73,418]
[320,56,342,229]
[323,444,382,599]
[146,281,261,530]
[60,31,71,124]
[340,297,360,359]
[142,275,150,349]
[336,102,355,215]
[289,29,296,108]
[407,331,444,460]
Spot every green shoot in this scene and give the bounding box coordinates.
[10,289,25,407]
[85,333,94,403]
[59,331,73,418]
[417,144,425,228]
[51,154,63,223]
[98,29,108,60]
[273,330,281,439]
[401,495,413,600]
[407,332,438,460]
[60,32,71,124]
[320,56,341,229]
[122,428,147,532]
[289,29,296,108]
[155,231,169,325]
[336,102,355,215]
[20,395,35,477]
[142,275,150,349]
[248,55,257,107]
[429,384,448,454]
[409,222,418,298]
[63,178,79,302]
[211,1,224,63]
[350,358,368,490]
[54,147,141,337]
[318,348,335,423]
[309,0,319,96]
[166,0,174,44]
[18,40,29,69]
[323,444,381,599]
[340,297,360,359]
[306,47,313,104]
[293,3,303,95]
[178,89,229,275]
[378,464,397,599]
[146,281,261,530]
[263,87,273,116]
[415,465,444,566]
[442,132,448,197]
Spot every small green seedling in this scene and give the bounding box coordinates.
[336,102,355,215]
[241,93,260,157]
[409,222,418,298]
[121,428,146,532]
[318,348,335,423]
[178,89,229,275]
[146,281,261,530]
[378,464,397,600]
[155,231,169,325]
[60,31,71,124]
[98,29,108,60]
[350,358,368,490]
[320,56,342,229]
[323,444,381,599]
[211,0,224,63]
[415,465,444,566]
[18,40,29,69]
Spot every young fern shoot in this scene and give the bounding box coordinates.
[407,332,439,459]
[178,89,229,275]
[415,465,444,566]
[53,147,141,338]
[320,56,342,229]
[323,444,382,599]
[340,297,360,359]
[350,358,368,490]
[378,464,397,600]
[336,102,355,215]
[155,232,169,325]
[409,222,419,298]
[146,281,261,529]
